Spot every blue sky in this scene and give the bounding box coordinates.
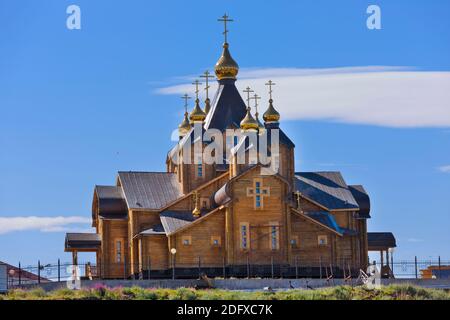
[0,0,449,266]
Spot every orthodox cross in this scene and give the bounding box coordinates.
[181,94,191,112]
[294,191,303,212]
[243,86,254,108]
[218,13,234,43]
[200,70,215,100]
[265,80,276,100]
[192,79,202,100]
[251,93,261,114]
[247,180,270,209]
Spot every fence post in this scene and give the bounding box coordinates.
[319,256,322,279]
[271,256,274,279]
[38,260,41,284]
[438,256,441,279]
[246,255,250,279]
[222,256,226,279]
[57,259,61,282]
[414,256,418,279]
[198,256,201,279]
[295,256,298,279]
[147,256,151,280]
[123,258,127,280]
[18,262,21,286]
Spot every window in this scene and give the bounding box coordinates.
[211,236,221,247]
[197,164,203,177]
[270,224,279,250]
[200,198,210,209]
[240,223,250,249]
[182,236,192,246]
[115,240,122,263]
[233,135,238,146]
[318,235,328,246]
[290,236,299,248]
[255,195,261,208]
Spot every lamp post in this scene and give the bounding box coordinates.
[170,248,177,280]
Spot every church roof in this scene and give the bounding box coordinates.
[349,185,371,218]
[295,172,359,211]
[305,211,343,234]
[117,172,183,210]
[159,211,196,235]
[94,185,128,219]
[368,232,397,249]
[204,79,247,131]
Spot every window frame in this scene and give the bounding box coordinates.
[240,222,250,250]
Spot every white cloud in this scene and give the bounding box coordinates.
[0,216,92,235]
[438,165,450,173]
[407,238,424,243]
[157,66,450,128]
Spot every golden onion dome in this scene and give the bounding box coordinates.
[178,111,191,136]
[263,99,280,123]
[240,107,259,131]
[204,98,211,115]
[215,43,239,80]
[189,99,206,123]
[255,112,266,134]
[192,206,201,218]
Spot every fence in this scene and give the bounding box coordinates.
[7,256,450,287]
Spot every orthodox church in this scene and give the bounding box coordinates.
[65,15,396,279]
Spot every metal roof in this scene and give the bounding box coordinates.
[65,233,101,251]
[349,185,371,218]
[295,172,359,210]
[160,211,196,235]
[141,224,166,235]
[368,232,397,249]
[305,211,343,234]
[118,172,183,210]
[204,79,247,132]
[94,185,128,219]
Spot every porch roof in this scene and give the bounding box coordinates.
[65,233,101,251]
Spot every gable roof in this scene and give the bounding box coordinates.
[305,211,343,234]
[94,185,128,219]
[349,185,371,218]
[118,172,183,210]
[295,172,359,211]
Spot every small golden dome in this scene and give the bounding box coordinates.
[263,99,280,123]
[189,99,206,123]
[192,206,201,218]
[204,98,211,115]
[255,112,265,134]
[178,111,191,136]
[240,107,259,131]
[215,43,239,80]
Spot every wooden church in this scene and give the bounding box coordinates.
[65,15,395,279]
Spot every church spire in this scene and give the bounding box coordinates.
[240,87,258,131]
[178,94,191,137]
[263,80,281,124]
[200,70,214,114]
[189,79,206,123]
[215,14,239,81]
[251,93,265,134]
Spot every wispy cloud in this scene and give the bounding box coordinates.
[407,238,424,243]
[438,165,450,173]
[0,216,92,235]
[157,66,450,128]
